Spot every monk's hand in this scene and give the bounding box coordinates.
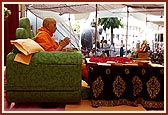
[59,37,70,48]
[63,37,71,45]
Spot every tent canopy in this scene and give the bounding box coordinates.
[26,4,125,14]
[26,3,165,27]
[26,3,164,15]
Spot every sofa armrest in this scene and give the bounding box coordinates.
[7,51,82,65]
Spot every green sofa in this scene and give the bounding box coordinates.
[5,17,82,105]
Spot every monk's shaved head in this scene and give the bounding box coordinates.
[43,17,56,28]
[42,17,57,33]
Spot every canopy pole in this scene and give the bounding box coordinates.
[95,4,98,55]
[68,14,72,46]
[20,4,26,18]
[126,6,129,56]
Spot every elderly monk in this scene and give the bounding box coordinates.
[34,17,89,85]
[34,17,70,51]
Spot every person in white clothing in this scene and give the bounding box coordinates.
[103,40,110,56]
[110,43,116,57]
[89,48,96,57]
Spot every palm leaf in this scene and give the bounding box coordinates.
[98,17,124,44]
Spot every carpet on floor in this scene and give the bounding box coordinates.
[3,90,65,111]
[65,100,146,111]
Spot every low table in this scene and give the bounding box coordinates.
[86,58,164,110]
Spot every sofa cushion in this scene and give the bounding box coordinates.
[16,28,29,39]
[11,38,45,55]
[19,17,34,39]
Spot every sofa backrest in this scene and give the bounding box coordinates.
[12,17,35,53]
[16,17,34,39]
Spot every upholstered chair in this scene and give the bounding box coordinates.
[5,17,82,105]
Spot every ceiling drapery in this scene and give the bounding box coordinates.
[26,4,125,14]
[26,4,164,15]
[26,3,164,27]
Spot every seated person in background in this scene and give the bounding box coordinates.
[89,48,102,57]
[95,49,102,57]
[100,50,107,57]
[89,48,96,57]
[139,40,148,52]
[34,17,89,85]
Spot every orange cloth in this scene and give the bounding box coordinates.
[34,27,59,51]
[14,53,33,65]
[82,63,89,82]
